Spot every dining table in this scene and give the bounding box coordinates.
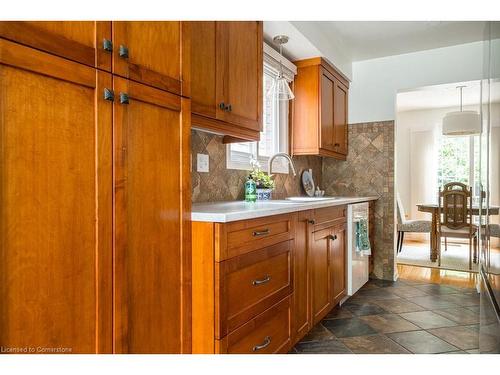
[417,203,500,262]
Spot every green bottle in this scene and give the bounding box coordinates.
[245,175,257,202]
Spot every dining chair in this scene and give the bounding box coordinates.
[396,193,432,253]
[437,182,478,270]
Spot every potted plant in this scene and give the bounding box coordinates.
[250,158,275,200]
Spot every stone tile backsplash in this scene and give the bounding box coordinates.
[322,121,395,280]
[191,130,323,202]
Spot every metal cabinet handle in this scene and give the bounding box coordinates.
[120,93,129,105]
[308,219,315,225]
[103,39,113,52]
[328,234,337,240]
[119,45,129,58]
[219,102,225,110]
[252,275,271,286]
[103,88,114,101]
[334,143,340,147]
[252,336,271,352]
[252,228,270,237]
[226,104,232,112]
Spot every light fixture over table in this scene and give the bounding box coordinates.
[267,35,295,101]
[442,85,481,136]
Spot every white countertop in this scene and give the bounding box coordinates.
[192,196,378,223]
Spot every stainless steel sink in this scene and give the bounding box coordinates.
[285,196,340,202]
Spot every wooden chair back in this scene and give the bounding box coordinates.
[438,182,473,230]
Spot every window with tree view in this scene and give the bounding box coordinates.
[437,135,480,198]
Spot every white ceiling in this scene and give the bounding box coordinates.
[397,80,500,112]
[292,21,487,62]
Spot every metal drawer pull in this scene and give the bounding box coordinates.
[308,219,315,224]
[252,275,271,286]
[103,39,113,52]
[253,336,271,352]
[252,229,270,237]
[119,45,129,58]
[328,234,337,240]
[119,93,130,105]
[103,88,114,101]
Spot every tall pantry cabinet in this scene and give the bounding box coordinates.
[0,22,191,353]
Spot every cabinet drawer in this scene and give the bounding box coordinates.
[313,205,346,229]
[215,213,296,261]
[215,240,293,338]
[216,297,291,354]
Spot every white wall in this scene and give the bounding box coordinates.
[350,41,486,124]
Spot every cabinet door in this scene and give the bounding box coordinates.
[113,77,191,353]
[310,228,332,324]
[0,21,111,71]
[216,21,262,131]
[112,22,190,96]
[330,225,347,305]
[292,212,312,341]
[320,68,335,152]
[0,39,112,353]
[333,81,348,155]
[190,21,217,119]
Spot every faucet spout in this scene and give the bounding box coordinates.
[268,152,297,176]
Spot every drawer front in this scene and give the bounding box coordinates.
[313,205,346,229]
[217,297,291,354]
[216,240,293,338]
[216,213,296,261]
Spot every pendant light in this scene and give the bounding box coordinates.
[442,85,481,136]
[267,35,295,101]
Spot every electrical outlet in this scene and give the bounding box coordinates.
[197,153,209,173]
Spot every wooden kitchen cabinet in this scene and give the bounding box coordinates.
[192,213,296,354]
[292,57,349,160]
[330,224,347,305]
[310,227,334,324]
[112,21,190,96]
[113,77,191,353]
[0,39,113,353]
[292,206,347,343]
[190,21,263,141]
[0,21,112,71]
[292,212,312,341]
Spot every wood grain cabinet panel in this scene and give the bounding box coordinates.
[113,77,191,354]
[0,21,112,71]
[216,241,293,338]
[331,224,347,305]
[190,21,262,141]
[0,39,112,353]
[310,227,333,324]
[292,57,349,160]
[292,211,313,342]
[112,21,190,96]
[216,297,291,354]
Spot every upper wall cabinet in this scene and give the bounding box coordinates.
[292,57,349,160]
[190,21,263,141]
[112,22,190,97]
[0,21,112,71]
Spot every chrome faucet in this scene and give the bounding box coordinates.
[268,152,297,176]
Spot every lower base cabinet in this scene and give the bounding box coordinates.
[192,206,350,353]
[292,206,348,345]
[192,214,296,354]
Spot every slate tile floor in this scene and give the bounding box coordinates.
[291,278,480,354]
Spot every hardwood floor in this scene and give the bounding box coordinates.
[397,264,478,289]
